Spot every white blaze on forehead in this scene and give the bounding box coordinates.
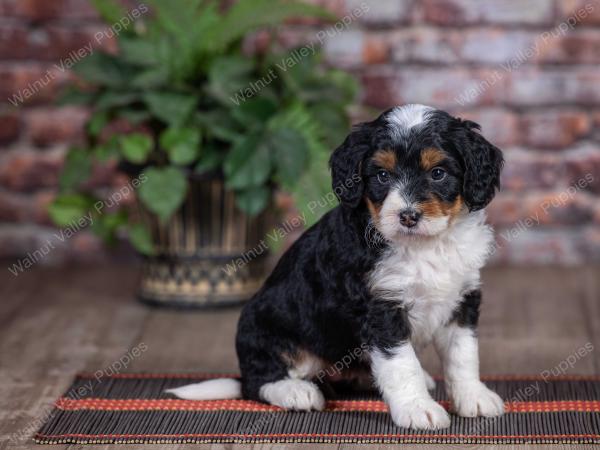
[386,104,434,141]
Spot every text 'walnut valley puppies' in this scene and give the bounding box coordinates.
[168,104,505,430]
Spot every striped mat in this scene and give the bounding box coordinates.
[35,373,600,444]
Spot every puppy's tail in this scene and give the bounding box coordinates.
[165,378,242,400]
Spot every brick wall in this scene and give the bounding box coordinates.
[1,0,599,266]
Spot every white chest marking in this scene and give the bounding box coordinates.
[368,211,494,349]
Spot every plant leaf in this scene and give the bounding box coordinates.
[58,87,96,106]
[128,223,156,255]
[210,0,334,50]
[72,52,133,87]
[224,133,271,189]
[143,92,196,127]
[196,109,242,142]
[269,127,308,189]
[138,166,188,222]
[95,91,140,109]
[235,186,270,216]
[91,210,128,244]
[59,147,93,191]
[159,127,201,165]
[87,110,109,137]
[119,37,160,67]
[89,0,127,25]
[232,97,278,128]
[120,133,153,164]
[206,56,255,104]
[194,144,222,174]
[48,194,94,227]
[94,137,120,162]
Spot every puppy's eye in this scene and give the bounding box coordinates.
[377,170,390,184]
[431,167,446,181]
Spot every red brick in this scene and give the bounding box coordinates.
[593,201,600,226]
[362,68,508,109]
[0,190,26,222]
[360,66,397,109]
[521,191,595,226]
[521,110,591,150]
[0,63,73,106]
[581,227,600,263]
[422,0,555,26]
[0,23,116,61]
[507,69,600,107]
[324,29,364,68]
[564,145,600,194]
[460,29,537,65]
[32,190,56,226]
[390,29,544,66]
[404,69,505,108]
[455,108,520,147]
[25,106,89,148]
[0,189,55,225]
[325,30,390,67]
[557,0,600,25]
[391,29,461,64]
[0,0,98,21]
[0,225,63,262]
[0,110,21,145]
[491,228,584,265]
[0,150,64,192]
[500,149,564,192]
[86,160,119,190]
[346,0,414,26]
[486,193,523,227]
[488,191,595,229]
[536,30,600,64]
[362,34,389,64]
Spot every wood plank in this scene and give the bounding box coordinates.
[128,307,240,373]
[0,265,149,449]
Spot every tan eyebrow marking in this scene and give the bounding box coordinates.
[420,147,446,171]
[372,149,397,171]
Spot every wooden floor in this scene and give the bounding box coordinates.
[0,264,599,450]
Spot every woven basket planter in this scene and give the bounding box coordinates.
[137,174,271,308]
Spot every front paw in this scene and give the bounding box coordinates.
[388,397,451,430]
[450,381,505,417]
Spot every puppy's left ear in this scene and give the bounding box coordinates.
[329,124,372,208]
[457,120,504,211]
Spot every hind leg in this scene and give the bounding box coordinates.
[237,332,326,411]
[242,349,327,411]
[260,378,325,411]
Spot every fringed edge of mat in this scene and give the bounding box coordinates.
[33,434,600,445]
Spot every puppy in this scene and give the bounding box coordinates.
[168,104,505,430]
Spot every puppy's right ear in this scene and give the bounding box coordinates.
[329,124,371,208]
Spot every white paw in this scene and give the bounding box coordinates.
[450,381,505,417]
[388,397,451,430]
[259,379,325,411]
[423,370,436,391]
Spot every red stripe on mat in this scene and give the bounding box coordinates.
[54,398,600,413]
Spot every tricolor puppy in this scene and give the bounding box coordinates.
[168,104,505,430]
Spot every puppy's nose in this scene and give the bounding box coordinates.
[399,209,422,228]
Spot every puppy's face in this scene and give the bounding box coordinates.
[330,104,504,242]
[364,146,465,239]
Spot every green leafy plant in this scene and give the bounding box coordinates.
[51,0,357,254]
